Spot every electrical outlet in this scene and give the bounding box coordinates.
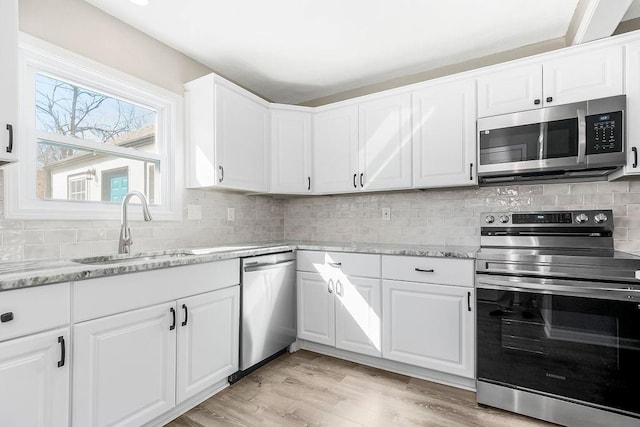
[187,204,202,220]
[381,207,391,221]
[227,207,235,221]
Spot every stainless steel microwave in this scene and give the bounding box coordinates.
[477,95,626,184]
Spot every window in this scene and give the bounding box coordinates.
[7,34,183,220]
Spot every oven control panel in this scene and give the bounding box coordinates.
[481,210,612,227]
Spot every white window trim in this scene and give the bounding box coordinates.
[6,33,184,221]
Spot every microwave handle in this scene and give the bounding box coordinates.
[577,108,586,164]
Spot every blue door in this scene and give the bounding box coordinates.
[108,173,128,202]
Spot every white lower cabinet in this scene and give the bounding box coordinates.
[382,280,474,379]
[0,328,70,427]
[297,270,382,358]
[176,287,239,403]
[73,302,177,427]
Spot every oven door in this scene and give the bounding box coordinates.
[477,275,640,417]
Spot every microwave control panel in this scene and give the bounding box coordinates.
[586,111,623,154]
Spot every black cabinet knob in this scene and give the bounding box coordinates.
[1,312,13,323]
[546,96,553,102]
[534,99,541,105]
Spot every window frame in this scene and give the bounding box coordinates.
[6,33,183,221]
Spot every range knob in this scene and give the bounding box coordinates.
[594,213,608,224]
[575,213,589,224]
[499,215,510,224]
[485,215,495,224]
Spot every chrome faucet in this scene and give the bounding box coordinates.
[118,190,153,254]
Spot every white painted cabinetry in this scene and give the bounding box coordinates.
[412,79,477,187]
[0,0,18,163]
[296,251,382,357]
[0,328,70,427]
[176,286,239,403]
[381,255,475,379]
[185,73,269,192]
[313,94,412,193]
[270,106,313,193]
[72,260,240,427]
[0,284,70,427]
[624,40,640,175]
[73,302,177,427]
[477,45,623,117]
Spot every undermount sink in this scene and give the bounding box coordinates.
[72,251,193,266]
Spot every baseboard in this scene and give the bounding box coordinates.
[298,340,476,392]
[144,378,230,427]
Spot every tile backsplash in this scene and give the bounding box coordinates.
[1,170,640,261]
[283,179,640,254]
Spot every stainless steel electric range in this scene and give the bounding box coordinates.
[475,210,640,427]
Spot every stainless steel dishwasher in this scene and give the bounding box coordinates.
[229,251,296,383]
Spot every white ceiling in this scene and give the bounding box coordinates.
[85,0,584,104]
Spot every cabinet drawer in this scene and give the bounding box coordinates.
[382,255,474,287]
[297,250,380,278]
[0,283,70,342]
[74,259,240,322]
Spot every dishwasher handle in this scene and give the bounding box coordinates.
[243,259,295,273]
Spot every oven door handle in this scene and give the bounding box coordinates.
[477,279,640,301]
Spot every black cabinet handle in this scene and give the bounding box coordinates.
[218,165,224,182]
[6,124,13,153]
[546,96,553,103]
[469,163,473,181]
[468,292,472,312]
[181,304,188,327]
[0,312,13,323]
[169,307,176,330]
[353,173,357,188]
[534,99,541,105]
[307,176,311,190]
[360,173,364,187]
[57,336,65,367]
[415,268,434,273]
[633,147,638,168]
[328,262,342,267]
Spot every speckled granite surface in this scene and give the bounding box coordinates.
[0,242,478,292]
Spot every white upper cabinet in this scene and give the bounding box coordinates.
[313,105,359,193]
[477,63,543,117]
[359,94,412,191]
[626,40,640,175]
[0,0,18,164]
[185,73,269,192]
[477,45,623,118]
[270,107,313,193]
[543,45,623,107]
[313,94,412,194]
[412,79,477,187]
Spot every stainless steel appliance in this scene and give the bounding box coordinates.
[475,210,640,426]
[477,96,626,184]
[229,251,297,383]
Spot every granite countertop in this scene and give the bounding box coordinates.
[0,242,479,292]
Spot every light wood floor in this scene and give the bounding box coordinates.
[166,350,555,427]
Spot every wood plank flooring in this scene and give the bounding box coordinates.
[166,350,555,427]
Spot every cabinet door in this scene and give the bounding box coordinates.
[625,40,640,176]
[382,280,474,379]
[73,302,176,427]
[477,63,542,117]
[335,276,381,357]
[216,84,269,192]
[0,0,18,162]
[0,328,69,427]
[313,105,359,193]
[297,271,335,346]
[359,94,412,191]
[271,108,313,193]
[543,45,623,107]
[176,286,239,404]
[412,79,477,188]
